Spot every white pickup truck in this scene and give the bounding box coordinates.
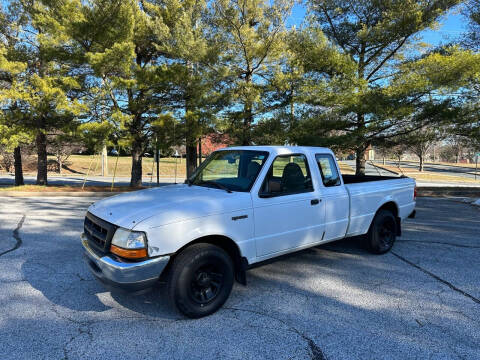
[82,146,416,318]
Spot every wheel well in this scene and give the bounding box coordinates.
[377,201,401,235]
[378,201,398,218]
[167,235,248,285]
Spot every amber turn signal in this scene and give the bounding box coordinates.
[110,244,147,259]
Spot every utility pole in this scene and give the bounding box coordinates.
[101,144,108,176]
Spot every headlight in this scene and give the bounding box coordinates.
[111,228,146,249]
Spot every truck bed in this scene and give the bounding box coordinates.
[342,174,400,184]
[342,175,416,238]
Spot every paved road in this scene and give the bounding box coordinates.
[377,160,480,181]
[0,174,182,187]
[344,160,399,177]
[1,196,479,359]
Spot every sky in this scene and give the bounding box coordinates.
[0,0,469,47]
[419,9,467,46]
[286,3,468,48]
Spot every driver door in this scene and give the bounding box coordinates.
[252,154,326,258]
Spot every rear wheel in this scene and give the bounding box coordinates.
[366,209,397,254]
[167,243,234,318]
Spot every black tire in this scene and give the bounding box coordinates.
[366,209,397,254]
[167,243,234,318]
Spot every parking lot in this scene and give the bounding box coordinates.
[0,196,479,360]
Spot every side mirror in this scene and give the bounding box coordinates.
[325,177,340,186]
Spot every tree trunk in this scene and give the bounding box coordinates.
[242,102,253,146]
[14,146,24,186]
[354,112,367,176]
[198,137,202,167]
[355,148,366,176]
[185,92,197,177]
[242,72,253,146]
[185,115,197,178]
[186,144,197,178]
[130,139,143,187]
[419,154,424,172]
[36,130,48,185]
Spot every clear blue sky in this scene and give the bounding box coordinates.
[287,3,467,48]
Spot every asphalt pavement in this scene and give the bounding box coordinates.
[343,160,399,177]
[0,196,479,359]
[0,174,182,187]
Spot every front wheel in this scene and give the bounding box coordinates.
[167,243,234,318]
[366,209,397,254]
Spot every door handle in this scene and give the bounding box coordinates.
[311,199,321,205]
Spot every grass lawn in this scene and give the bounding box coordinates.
[337,161,355,174]
[63,155,188,178]
[0,154,189,178]
[2,155,355,177]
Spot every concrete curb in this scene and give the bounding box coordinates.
[417,187,480,197]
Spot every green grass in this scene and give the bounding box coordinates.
[64,154,188,178]
[0,154,188,178]
[2,154,358,180]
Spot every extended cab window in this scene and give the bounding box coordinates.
[260,154,314,197]
[316,154,341,187]
[189,150,268,192]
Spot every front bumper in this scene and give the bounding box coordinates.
[81,234,170,293]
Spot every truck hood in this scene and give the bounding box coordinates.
[87,184,252,229]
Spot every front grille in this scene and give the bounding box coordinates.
[84,212,117,254]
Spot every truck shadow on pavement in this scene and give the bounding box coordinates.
[105,237,368,319]
[19,235,367,320]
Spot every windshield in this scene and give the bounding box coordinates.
[189,150,269,192]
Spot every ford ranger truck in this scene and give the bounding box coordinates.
[82,146,416,318]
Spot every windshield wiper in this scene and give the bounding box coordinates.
[198,180,232,193]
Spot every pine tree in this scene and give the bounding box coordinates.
[1,0,86,185]
[307,0,462,175]
[1,4,31,185]
[150,0,222,177]
[459,0,480,150]
[211,0,293,145]
[68,0,177,187]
